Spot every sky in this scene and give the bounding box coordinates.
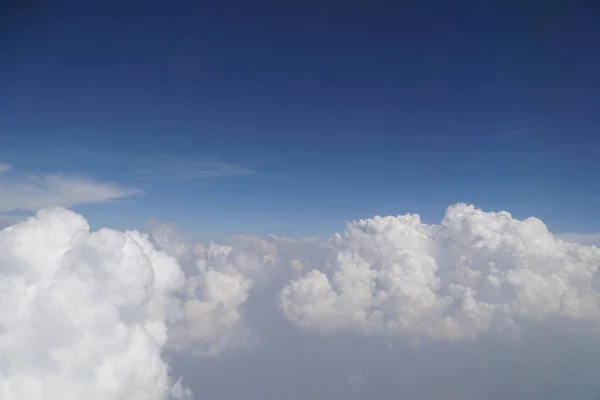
[2,1,600,399]
[2,0,600,239]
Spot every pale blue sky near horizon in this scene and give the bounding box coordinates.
[2,0,599,240]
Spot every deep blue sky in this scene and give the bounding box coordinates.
[1,0,599,238]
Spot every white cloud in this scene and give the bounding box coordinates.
[280,204,600,341]
[126,205,600,399]
[149,226,281,356]
[0,208,192,400]
[168,242,256,356]
[148,225,331,356]
[0,165,140,212]
[5,203,600,399]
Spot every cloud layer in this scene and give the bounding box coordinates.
[1,203,600,399]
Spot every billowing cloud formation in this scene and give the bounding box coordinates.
[0,162,139,212]
[168,242,256,355]
[3,203,600,399]
[280,204,600,341]
[147,223,335,355]
[149,225,285,355]
[0,209,192,400]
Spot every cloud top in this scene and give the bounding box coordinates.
[280,204,600,341]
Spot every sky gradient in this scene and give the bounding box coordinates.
[2,0,599,238]
[3,2,600,400]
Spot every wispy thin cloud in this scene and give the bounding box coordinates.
[0,148,254,181]
[134,157,254,180]
[0,162,140,213]
[495,128,535,140]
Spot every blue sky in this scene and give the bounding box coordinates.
[1,0,599,239]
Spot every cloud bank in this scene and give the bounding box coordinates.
[0,162,139,212]
[2,203,600,399]
[280,204,600,341]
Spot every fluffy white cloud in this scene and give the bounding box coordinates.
[0,163,139,212]
[0,209,192,400]
[148,225,256,356]
[148,225,331,355]
[280,204,600,341]
[166,241,256,356]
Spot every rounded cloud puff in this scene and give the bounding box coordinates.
[280,204,600,340]
[0,209,192,400]
[166,242,255,356]
[149,224,267,355]
[148,226,332,355]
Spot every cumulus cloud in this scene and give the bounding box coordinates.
[280,204,600,341]
[0,163,140,212]
[4,203,600,399]
[146,224,334,355]
[148,226,300,355]
[0,209,191,400]
[148,223,255,355]
[157,204,600,399]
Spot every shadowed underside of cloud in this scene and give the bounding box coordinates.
[0,162,140,212]
[1,203,600,399]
